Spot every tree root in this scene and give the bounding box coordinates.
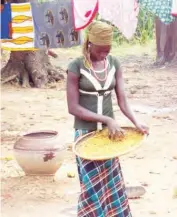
[1,50,65,88]
[1,74,18,84]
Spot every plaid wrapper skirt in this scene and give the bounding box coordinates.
[75,129,132,217]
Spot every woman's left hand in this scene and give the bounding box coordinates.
[135,123,149,135]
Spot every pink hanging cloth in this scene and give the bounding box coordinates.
[171,0,177,17]
[72,0,98,31]
[99,0,139,40]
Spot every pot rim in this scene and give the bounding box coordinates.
[14,147,66,152]
[21,130,58,140]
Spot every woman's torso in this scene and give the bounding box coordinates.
[70,55,120,130]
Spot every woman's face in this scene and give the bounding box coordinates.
[89,43,111,61]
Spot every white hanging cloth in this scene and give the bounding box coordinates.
[171,0,177,16]
[99,0,139,40]
[72,0,98,30]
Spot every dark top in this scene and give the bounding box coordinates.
[67,55,120,130]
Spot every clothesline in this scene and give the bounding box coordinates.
[1,0,177,51]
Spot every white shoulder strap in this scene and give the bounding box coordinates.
[103,65,116,90]
[80,69,102,91]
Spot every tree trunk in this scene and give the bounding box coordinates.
[1,50,64,88]
[1,0,64,88]
[155,17,177,66]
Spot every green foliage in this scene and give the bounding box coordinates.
[82,8,155,45]
[134,8,155,44]
[111,8,155,45]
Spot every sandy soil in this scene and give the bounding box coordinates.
[1,48,177,217]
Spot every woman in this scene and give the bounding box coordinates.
[67,21,149,217]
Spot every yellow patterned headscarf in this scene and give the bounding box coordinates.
[83,21,113,68]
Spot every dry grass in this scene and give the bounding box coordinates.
[173,188,177,199]
[51,40,156,59]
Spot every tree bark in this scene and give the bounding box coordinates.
[1,50,64,88]
[1,0,64,88]
[155,17,177,66]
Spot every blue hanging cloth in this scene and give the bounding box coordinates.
[1,3,12,39]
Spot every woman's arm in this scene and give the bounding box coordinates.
[67,71,111,124]
[115,68,139,126]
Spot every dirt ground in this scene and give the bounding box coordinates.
[1,45,177,217]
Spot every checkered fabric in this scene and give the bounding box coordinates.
[75,129,132,217]
[138,0,175,24]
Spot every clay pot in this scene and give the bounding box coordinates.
[14,130,66,176]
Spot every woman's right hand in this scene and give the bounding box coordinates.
[105,118,124,140]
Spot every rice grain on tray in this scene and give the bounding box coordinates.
[76,128,144,159]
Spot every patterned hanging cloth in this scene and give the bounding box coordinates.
[138,0,175,24]
[30,0,82,49]
[72,0,98,30]
[1,3,36,51]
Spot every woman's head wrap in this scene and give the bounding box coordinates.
[83,21,113,67]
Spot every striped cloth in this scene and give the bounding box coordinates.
[1,3,36,51]
[75,129,132,217]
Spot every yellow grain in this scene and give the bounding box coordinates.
[76,128,144,159]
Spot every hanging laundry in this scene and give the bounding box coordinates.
[0,3,12,39]
[138,0,175,24]
[99,0,139,40]
[72,0,98,30]
[30,0,56,2]
[1,3,36,51]
[171,0,177,16]
[30,0,82,49]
